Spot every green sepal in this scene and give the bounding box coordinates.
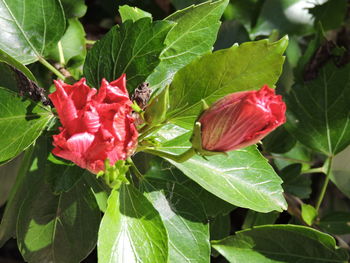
[144,85,169,127]
[97,159,130,189]
[191,122,227,157]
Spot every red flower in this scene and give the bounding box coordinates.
[198,85,286,152]
[49,74,138,174]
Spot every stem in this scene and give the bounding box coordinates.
[57,41,65,65]
[127,157,143,179]
[303,167,325,174]
[86,39,96,45]
[315,156,333,211]
[144,147,196,163]
[38,57,65,80]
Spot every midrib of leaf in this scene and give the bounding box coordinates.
[161,3,222,59]
[1,0,42,58]
[51,193,63,263]
[323,69,332,154]
[0,112,51,121]
[169,55,232,120]
[0,115,52,156]
[120,22,172,75]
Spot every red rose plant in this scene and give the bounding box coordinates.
[198,85,286,152]
[49,74,138,174]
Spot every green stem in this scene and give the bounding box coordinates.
[86,39,96,45]
[57,41,65,65]
[315,156,333,211]
[303,167,325,174]
[38,57,66,80]
[144,147,196,163]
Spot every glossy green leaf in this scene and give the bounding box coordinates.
[0,49,36,82]
[212,225,349,263]
[280,164,311,199]
[61,0,87,18]
[214,20,250,51]
[46,160,86,194]
[119,5,152,22]
[147,0,228,90]
[140,178,210,263]
[152,132,287,213]
[301,204,317,226]
[98,184,168,263]
[84,174,110,213]
[319,212,350,235]
[84,18,174,91]
[168,37,288,129]
[230,0,260,31]
[242,211,279,229]
[285,62,350,155]
[250,0,315,37]
[46,18,86,67]
[309,0,347,31]
[170,0,207,10]
[143,154,236,217]
[210,214,231,241]
[0,154,23,206]
[0,88,53,163]
[17,178,100,263]
[0,0,66,64]
[0,145,36,247]
[263,126,296,154]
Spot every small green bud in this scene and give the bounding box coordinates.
[97,159,130,189]
[144,85,169,127]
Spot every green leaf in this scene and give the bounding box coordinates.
[214,20,250,51]
[140,178,210,263]
[119,5,152,22]
[210,214,231,241]
[170,0,207,10]
[46,160,86,194]
[0,154,23,206]
[331,146,350,198]
[168,37,288,129]
[84,18,174,91]
[263,126,296,154]
[84,174,110,213]
[250,0,315,37]
[61,0,87,18]
[153,132,287,213]
[212,225,349,263]
[46,18,86,67]
[17,177,100,263]
[301,204,317,226]
[147,0,229,90]
[0,49,36,82]
[0,145,36,247]
[308,0,347,31]
[285,62,350,155]
[0,88,53,163]
[0,0,66,64]
[242,210,279,229]
[319,212,350,235]
[98,184,168,263]
[143,154,236,217]
[280,164,311,199]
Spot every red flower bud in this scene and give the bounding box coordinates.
[49,74,138,174]
[198,85,286,152]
